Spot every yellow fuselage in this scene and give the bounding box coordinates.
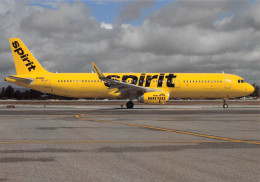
[6,72,253,99]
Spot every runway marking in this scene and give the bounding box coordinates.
[0,141,253,144]
[75,114,260,146]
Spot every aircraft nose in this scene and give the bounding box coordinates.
[247,84,255,95]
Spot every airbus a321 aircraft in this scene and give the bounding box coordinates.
[5,38,254,108]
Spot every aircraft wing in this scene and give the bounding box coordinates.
[5,76,34,84]
[91,62,161,97]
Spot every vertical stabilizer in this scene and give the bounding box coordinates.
[9,38,49,75]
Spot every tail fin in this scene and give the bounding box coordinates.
[9,38,49,75]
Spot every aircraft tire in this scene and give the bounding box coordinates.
[223,104,228,108]
[126,101,134,109]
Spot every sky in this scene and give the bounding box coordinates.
[0,0,260,88]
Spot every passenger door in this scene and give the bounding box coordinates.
[44,75,51,88]
[224,75,231,89]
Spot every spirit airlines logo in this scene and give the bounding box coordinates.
[12,41,36,72]
[106,73,177,88]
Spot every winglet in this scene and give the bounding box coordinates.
[92,62,105,78]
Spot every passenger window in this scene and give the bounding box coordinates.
[58,80,59,82]
[61,80,63,82]
[238,80,240,83]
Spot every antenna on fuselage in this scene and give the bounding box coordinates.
[222,70,224,74]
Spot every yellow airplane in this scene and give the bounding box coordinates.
[5,38,254,108]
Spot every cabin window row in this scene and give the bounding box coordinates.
[183,80,223,83]
[57,80,103,83]
[125,80,170,83]
[148,97,165,100]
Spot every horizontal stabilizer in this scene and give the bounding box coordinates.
[5,76,34,84]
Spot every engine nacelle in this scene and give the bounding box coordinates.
[138,91,169,104]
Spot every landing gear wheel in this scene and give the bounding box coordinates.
[126,101,134,109]
[223,99,228,109]
[223,104,228,108]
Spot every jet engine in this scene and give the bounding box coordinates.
[138,91,169,104]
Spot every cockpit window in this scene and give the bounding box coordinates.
[238,79,245,83]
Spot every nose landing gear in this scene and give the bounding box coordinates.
[223,99,228,108]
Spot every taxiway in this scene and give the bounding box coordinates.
[0,104,259,182]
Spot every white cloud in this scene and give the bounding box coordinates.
[101,22,113,30]
[0,0,259,87]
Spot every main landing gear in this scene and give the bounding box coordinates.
[126,101,134,109]
[223,99,228,109]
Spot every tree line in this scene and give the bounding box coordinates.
[0,85,75,100]
[251,83,259,98]
[0,84,259,100]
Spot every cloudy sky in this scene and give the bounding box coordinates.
[0,0,260,87]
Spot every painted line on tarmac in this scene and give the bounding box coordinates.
[75,114,260,146]
[0,141,250,144]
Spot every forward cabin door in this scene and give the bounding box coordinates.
[44,75,51,88]
[224,74,231,89]
[173,78,180,88]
